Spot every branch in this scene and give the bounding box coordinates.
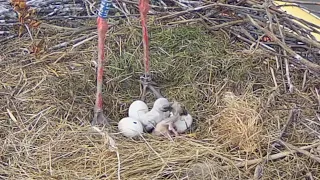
[247,15,320,73]
[278,140,320,163]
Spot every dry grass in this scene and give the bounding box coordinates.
[1,17,320,179]
[210,91,263,154]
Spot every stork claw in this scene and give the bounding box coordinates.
[140,83,148,101]
[139,74,163,100]
[148,84,163,99]
[91,111,111,126]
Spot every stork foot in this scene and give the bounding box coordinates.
[140,81,148,102]
[92,111,111,126]
[148,84,163,99]
[139,74,163,100]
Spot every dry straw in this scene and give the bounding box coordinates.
[1,11,320,180]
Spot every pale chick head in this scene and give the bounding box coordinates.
[118,117,143,138]
[169,101,188,116]
[152,98,171,112]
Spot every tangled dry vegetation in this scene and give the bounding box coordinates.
[1,17,320,180]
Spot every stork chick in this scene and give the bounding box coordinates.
[152,101,188,137]
[138,98,171,132]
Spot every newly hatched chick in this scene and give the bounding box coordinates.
[138,98,171,132]
[173,113,193,133]
[128,100,149,120]
[118,117,144,138]
[152,101,188,137]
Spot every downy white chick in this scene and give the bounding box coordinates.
[128,100,149,120]
[138,98,171,132]
[173,113,193,133]
[118,117,144,138]
[152,101,188,137]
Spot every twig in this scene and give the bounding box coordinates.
[239,27,256,41]
[48,32,97,51]
[6,109,24,130]
[289,16,320,32]
[157,2,264,20]
[90,126,120,180]
[257,107,298,178]
[275,15,294,93]
[0,31,10,35]
[315,88,320,109]
[253,164,262,180]
[279,0,320,5]
[201,16,278,54]
[247,15,320,73]
[219,142,320,170]
[276,4,320,16]
[70,34,98,51]
[302,69,308,91]
[24,24,34,41]
[139,134,179,179]
[209,19,249,30]
[306,172,315,180]
[279,108,297,138]
[167,18,201,25]
[264,0,273,33]
[283,30,320,49]
[270,67,278,89]
[301,121,320,137]
[278,140,320,163]
[156,3,218,20]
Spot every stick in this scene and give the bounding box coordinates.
[90,126,120,179]
[219,142,320,170]
[48,32,98,51]
[156,3,218,20]
[264,0,273,33]
[247,15,320,73]
[302,70,308,91]
[306,172,315,180]
[200,16,278,54]
[70,34,98,51]
[257,107,298,178]
[209,19,249,30]
[315,88,320,109]
[275,15,294,93]
[157,2,264,20]
[279,108,297,138]
[270,67,278,89]
[278,140,320,163]
[283,30,320,49]
[277,4,320,16]
[279,0,320,5]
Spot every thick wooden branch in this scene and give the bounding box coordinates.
[247,15,320,73]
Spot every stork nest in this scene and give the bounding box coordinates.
[1,16,320,180]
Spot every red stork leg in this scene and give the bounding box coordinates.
[139,0,163,101]
[92,17,111,126]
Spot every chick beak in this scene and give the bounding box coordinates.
[181,108,188,116]
[161,104,173,112]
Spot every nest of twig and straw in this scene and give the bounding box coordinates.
[1,0,320,179]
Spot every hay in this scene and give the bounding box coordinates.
[1,12,320,180]
[210,91,263,154]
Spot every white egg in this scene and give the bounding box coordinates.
[118,117,143,138]
[173,114,193,133]
[128,100,149,120]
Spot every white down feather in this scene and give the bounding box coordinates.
[172,112,193,133]
[128,98,171,132]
